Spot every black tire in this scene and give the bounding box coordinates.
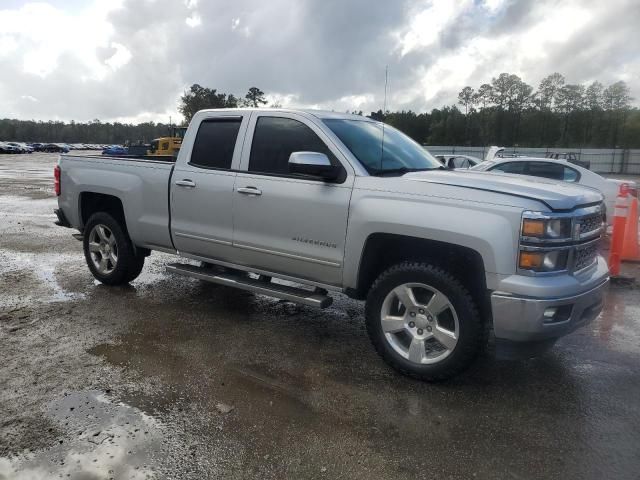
[123,255,146,283]
[83,212,145,285]
[365,262,483,381]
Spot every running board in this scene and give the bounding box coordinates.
[166,263,333,308]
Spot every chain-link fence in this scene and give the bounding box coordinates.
[424,146,640,175]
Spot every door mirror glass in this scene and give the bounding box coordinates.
[288,152,341,181]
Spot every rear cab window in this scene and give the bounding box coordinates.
[190,118,242,170]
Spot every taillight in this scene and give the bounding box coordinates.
[54,165,61,196]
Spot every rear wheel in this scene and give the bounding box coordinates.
[83,212,145,285]
[365,262,483,381]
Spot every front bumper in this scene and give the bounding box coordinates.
[491,276,608,343]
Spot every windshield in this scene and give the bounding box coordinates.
[323,119,442,175]
[469,160,494,171]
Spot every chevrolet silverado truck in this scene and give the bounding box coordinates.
[54,109,609,381]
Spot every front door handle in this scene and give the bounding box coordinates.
[237,186,262,196]
[175,179,196,188]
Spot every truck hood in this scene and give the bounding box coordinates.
[403,170,603,211]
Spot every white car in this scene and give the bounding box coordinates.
[5,142,33,153]
[470,157,637,225]
[435,154,482,169]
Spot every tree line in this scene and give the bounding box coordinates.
[0,118,172,145]
[376,73,638,148]
[1,76,638,148]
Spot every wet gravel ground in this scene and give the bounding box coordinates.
[1,152,640,479]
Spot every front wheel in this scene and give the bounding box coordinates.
[365,262,483,381]
[83,212,145,285]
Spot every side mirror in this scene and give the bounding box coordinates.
[288,152,341,181]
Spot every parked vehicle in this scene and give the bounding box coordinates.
[470,157,637,225]
[43,143,70,153]
[102,145,128,156]
[29,143,46,152]
[435,154,482,169]
[6,142,33,153]
[54,109,608,381]
[0,142,22,154]
[485,147,591,170]
[147,126,187,157]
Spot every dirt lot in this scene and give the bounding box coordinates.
[1,152,639,479]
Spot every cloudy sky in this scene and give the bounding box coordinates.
[1,0,638,123]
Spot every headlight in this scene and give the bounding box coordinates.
[519,249,569,272]
[522,217,572,240]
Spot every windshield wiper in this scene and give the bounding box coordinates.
[371,166,445,176]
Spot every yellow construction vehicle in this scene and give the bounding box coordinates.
[147,126,187,157]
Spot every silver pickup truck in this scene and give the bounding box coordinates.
[54,109,609,380]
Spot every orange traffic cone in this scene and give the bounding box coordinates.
[621,196,640,262]
[608,185,629,276]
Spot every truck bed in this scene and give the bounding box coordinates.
[57,154,175,251]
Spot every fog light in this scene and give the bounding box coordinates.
[543,305,573,323]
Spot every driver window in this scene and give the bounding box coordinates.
[249,117,338,176]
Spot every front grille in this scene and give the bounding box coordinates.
[574,241,598,271]
[579,212,604,237]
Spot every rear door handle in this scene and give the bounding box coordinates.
[176,179,196,188]
[237,186,262,196]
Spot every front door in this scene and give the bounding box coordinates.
[170,113,249,262]
[232,113,354,286]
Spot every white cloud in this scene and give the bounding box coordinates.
[104,42,132,70]
[0,0,637,122]
[398,0,473,56]
[0,1,124,78]
[186,13,201,27]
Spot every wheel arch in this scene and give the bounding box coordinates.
[350,233,491,324]
[79,192,128,233]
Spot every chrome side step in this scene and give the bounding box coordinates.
[166,263,333,309]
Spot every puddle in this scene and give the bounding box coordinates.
[0,391,162,480]
[595,287,640,355]
[36,265,84,302]
[0,251,85,308]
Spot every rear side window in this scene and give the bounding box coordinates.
[491,162,525,175]
[190,118,242,169]
[527,162,565,181]
[451,157,470,168]
[249,116,337,176]
[562,166,579,182]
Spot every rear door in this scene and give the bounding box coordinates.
[232,112,354,286]
[170,112,249,262]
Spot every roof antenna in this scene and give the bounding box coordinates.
[383,65,389,114]
[379,65,389,172]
